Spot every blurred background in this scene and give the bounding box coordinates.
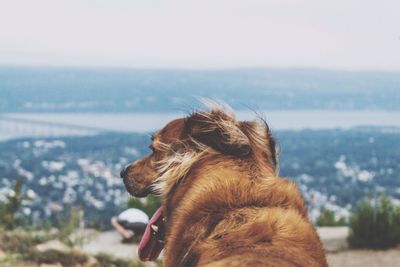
[0,1,400,266]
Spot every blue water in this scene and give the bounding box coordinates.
[1,110,400,140]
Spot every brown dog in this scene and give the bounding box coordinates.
[121,105,328,267]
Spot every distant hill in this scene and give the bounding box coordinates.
[1,67,400,112]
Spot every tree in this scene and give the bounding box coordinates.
[348,194,400,249]
[0,179,31,230]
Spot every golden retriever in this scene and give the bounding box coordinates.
[121,104,327,267]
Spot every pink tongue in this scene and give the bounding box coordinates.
[138,206,165,261]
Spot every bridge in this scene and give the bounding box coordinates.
[0,115,116,137]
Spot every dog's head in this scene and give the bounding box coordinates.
[121,108,278,197]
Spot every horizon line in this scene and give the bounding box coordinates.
[1,64,400,74]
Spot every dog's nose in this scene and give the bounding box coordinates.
[120,165,129,178]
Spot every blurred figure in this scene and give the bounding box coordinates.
[111,208,149,243]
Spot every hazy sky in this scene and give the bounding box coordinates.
[0,0,399,70]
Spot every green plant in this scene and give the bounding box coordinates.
[0,179,31,230]
[0,230,56,257]
[29,249,88,267]
[95,253,147,267]
[0,230,92,267]
[127,195,162,217]
[58,206,84,248]
[316,209,347,226]
[348,194,400,249]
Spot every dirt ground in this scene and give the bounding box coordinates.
[77,230,400,267]
[327,248,400,267]
[3,230,398,267]
[2,248,400,267]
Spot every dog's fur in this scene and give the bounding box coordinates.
[122,105,328,267]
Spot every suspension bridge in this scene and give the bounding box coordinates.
[0,115,115,137]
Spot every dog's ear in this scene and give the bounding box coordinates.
[185,111,251,157]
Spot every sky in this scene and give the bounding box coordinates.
[0,0,399,70]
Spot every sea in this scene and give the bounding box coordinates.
[1,110,400,141]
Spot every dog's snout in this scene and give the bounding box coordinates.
[120,168,126,178]
[120,165,130,178]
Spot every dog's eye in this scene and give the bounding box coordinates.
[149,145,155,152]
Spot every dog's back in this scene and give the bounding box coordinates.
[164,157,327,267]
[197,207,326,267]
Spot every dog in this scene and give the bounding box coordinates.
[121,105,328,267]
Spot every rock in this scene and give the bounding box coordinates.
[0,249,6,260]
[69,228,99,246]
[317,226,349,252]
[40,264,62,267]
[34,228,59,238]
[36,240,71,253]
[78,230,138,260]
[83,255,99,267]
